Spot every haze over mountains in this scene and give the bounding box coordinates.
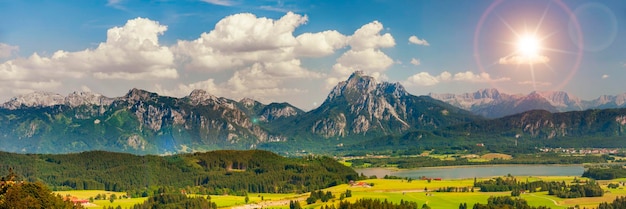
[1,71,625,155]
[429,89,626,118]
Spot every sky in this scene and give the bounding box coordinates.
[1,0,625,110]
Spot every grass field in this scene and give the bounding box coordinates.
[57,176,626,209]
[53,190,146,208]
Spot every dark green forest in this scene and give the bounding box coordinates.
[474,176,603,198]
[0,170,81,209]
[0,150,357,195]
[582,165,626,180]
[320,198,421,209]
[467,196,550,209]
[130,193,217,209]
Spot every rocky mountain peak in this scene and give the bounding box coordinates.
[240,97,259,107]
[473,88,501,99]
[1,91,65,109]
[536,91,583,110]
[125,88,158,102]
[326,71,380,102]
[188,89,218,103]
[379,82,408,98]
[65,91,113,107]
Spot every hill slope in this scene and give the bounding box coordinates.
[0,150,357,194]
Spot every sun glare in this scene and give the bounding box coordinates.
[517,34,541,57]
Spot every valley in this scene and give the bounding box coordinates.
[1,73,626,208]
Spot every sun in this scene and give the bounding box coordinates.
[517,34,541,57]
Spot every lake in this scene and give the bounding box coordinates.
[355,164,584,179]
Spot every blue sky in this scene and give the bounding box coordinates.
[1,0,625,109]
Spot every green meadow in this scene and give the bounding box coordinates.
[56,176,626,209]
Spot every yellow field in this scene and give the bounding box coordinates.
[53,190,146,208]
[56,177,626,209]
[480,153,513,160]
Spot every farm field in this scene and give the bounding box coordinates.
[55,176,626,209]
[221,176,626,209]
[53,190,147,208]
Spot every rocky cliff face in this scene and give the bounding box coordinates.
[454,108,626,140]
[0,88,288,154]
[295,71,475,138]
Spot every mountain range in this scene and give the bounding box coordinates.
[1,71,625,155]
[429,89,626,118]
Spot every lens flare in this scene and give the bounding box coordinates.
[517,34,541,58]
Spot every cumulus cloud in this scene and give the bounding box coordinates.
[0,17,178,96]
[155,79,221,97]
[0,43,19,59]
[404,71,509,86]
[332,49,394,76]
[406,72,444,86]
[408,35,429,46]
[499,55,549,65]
[170,12,332,100]
[602,74,609,79]
[410,58,421,66]
[174,12,311,71]
[294,30,347,57]
[326,21,396,87]
[347,21,395,51]
[1,18,177,80]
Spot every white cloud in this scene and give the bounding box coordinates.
[294,30,347,57]
[155,79,221,97]
[408,35,429,46]
[410,58,421,66]
[326,21,396,87]
[517,80,552,86]
[452,71,510,82]
[332,49,394,76]
[404,71,509,86]
[171,12,328,101]
[406,72,442,86]
[198,12,306,53]
[0,43,19,59]
[602,74,609,79]
[174,12,310,71]
[2,18,177,80]
[347,21,395,51]
[499,55,549,65]
[106,0,127,10]
[0,17,178,95]
[201,0,235,6]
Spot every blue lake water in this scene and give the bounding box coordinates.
[355,165,584,179]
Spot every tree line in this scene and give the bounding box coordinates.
[464,196,550,209]
[347,154,608,169]
[582,165,626,180]
[0,150,358,195]
[320,198,421,209]
[474,176,603,198]
[0,169,81,209]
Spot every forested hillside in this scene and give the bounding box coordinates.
[0,150,357,195]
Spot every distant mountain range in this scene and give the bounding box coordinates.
[1,71,625,155]
[429,89,626,118]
